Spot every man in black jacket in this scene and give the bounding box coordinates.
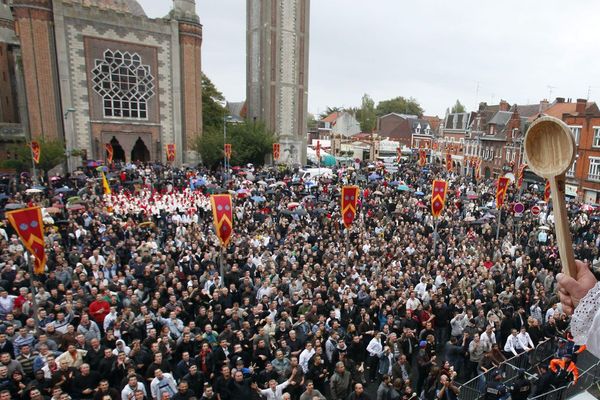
[171,380,195,400]
[510,370,532,400]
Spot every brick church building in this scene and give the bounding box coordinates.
[0,0,202,166]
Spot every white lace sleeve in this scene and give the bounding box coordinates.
[571,282,600,358]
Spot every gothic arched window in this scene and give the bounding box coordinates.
[91,50,155,119]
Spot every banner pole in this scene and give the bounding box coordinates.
[433,217,439,256]
[219,246,225,280]
[496,209,502,240]
[29,144,38,185]
[25,250,39,325]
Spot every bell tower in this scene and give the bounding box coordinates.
[173,0,202,162]
[12,0,63,140]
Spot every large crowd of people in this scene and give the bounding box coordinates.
[0,158,597,400]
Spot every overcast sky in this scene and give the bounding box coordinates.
[139,0,600,117]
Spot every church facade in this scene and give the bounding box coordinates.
[0,0,202,167]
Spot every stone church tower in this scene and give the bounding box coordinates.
[173,0,203,162]
[246,0,310,166]
[12,0,63,141]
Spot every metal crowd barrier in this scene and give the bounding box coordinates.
[528,361,600,400]
[458,338,557,400]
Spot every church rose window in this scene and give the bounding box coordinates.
[91,50,155,119]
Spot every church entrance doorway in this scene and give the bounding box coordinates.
[109,137,126,162]
[131,137,150,162]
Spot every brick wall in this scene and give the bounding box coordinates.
[13,2,62,140]
[0,42,18,123]
[179,21,202,154]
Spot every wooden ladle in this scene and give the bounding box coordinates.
[524,116,577,277]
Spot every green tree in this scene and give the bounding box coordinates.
[375,96,424,117]
[196,120,275,167]
[356,94,376,132]
[1,139,66,174]
[307,113,317,130]
[451,100,466,113]
[202,73,227,131]
[319,106,342,120]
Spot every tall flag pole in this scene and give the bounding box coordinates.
[210,194,233,278]
[496,177,510,239]
[6,207,46,275]
[29,141,40,184]
[341,185,359,256]
[166,144,176,162]
[105,143,114,165]
[341,186,359,229]
[431,180,448,255]
[517,163,527,190]
[272,143,280,163]
[445,153,453,172]
[418,149,427,167]
[316,140,321,169]
[30,141,41,164]
[544,179,551,203]
[101,172,111,195]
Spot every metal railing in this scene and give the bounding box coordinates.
[529,360,600,400]
[458,338,558,400]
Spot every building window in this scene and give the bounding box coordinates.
[566,158,577,177]
[589,157,600,181]
[91,50,155,119]
[593,127,600,148]
[569,126,582,146]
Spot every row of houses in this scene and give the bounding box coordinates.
[311,97,600,204]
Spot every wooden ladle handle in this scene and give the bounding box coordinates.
[548,174,577,278]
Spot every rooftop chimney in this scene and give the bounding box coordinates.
[499,100,510,112]
[539,99,550,113]
[556,97,565,104]
[576,98,587,114]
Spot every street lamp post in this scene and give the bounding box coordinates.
[64,107,76,173]
[223,115,233,185]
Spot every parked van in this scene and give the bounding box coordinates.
[297,168,334,181]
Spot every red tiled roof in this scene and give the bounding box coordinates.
[422,115,441,131]
[322,112,340,123]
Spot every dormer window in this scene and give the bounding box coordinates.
[489,125,495,135]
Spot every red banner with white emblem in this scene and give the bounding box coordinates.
[316,141,321,160]
[517,163,527,190]
[210,194,233,247]
[30,141,40,164]
[418,149,426,167]
[273,143,280,161]
[496,177,510,209]
[544,180,551,203]
[6,207,46,274]
[166,144,176,162]
[341,185,359,229]
[224,144,232,160]
[431,180,448,218]
[446,153,452,171]
[475,158,481,180]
